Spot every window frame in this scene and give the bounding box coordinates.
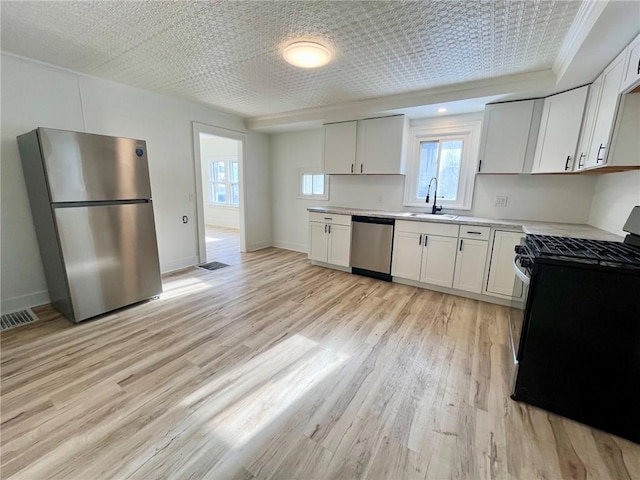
[208,156,239,207]
[403,120,481,210]
[297,168,329,200]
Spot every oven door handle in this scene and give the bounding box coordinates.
[513,256,530,286]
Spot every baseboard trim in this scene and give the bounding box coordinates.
[161,255,199,274]
[1,290,50,315]
[247,240,272,252]
[271,240,308,253]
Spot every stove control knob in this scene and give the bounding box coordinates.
[519,257,532,268]
[514,245,525,254]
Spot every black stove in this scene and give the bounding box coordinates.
[510,209,640,443]
[516,234,640,270]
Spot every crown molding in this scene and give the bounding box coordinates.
[553,0,609,80]
[244,70,556,131]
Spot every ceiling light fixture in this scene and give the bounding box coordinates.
[438,107,447,113]
[283,41,332,68]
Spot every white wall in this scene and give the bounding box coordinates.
[0,54,271,312]
[199,134,240,229]
[588,170,640,235]
[270,126,598,252]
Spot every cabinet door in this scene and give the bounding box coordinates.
[585,56,625,168]
[359,116,405,174]
[532,86,588,173]
[327,224,351,267]
[453,238,488,294]
[391,231,423,281]
[575,82,600,170]
[323,121,357,174]
[420,235,458,288]
[309,222,328,262]
[478,101,535,173]
[620,33,640,93]
[486,231,524,297]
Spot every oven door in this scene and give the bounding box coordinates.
[508,252,530,392]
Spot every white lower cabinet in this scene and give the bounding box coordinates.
[453,238,488,293]
[420,235,458,287]
[391,231,423,281]
[486,230,525,298]
[308,213,352,267]
[327,224,351,266]
[391,221,459,288]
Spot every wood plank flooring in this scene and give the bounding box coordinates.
[205,225,241,265]
[2,241,639,479]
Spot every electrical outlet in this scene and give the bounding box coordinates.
[494,195,508,208]
[182,215,188,224]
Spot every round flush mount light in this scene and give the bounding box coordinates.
[437,107,447,113]
[283,41,332,68]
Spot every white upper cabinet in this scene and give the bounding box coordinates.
[620,33,640,93]
[323,121,357,174]
[357,115,407,174]
[322,115,406,175]
[580,52,625,170]
[531,86,588,173]
[477,100,542,174]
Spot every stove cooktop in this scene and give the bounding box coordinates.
[524,234,640,268]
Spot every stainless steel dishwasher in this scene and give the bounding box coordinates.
[350,215,395,281]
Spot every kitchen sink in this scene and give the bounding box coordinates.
[397,212,458,220]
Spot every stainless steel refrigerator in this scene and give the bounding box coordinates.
[17,128,162,323]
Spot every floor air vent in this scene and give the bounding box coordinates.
[197,261,230,272]
[1,309,38,331]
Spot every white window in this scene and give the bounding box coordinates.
[209,156,239,205]
[404,119,481,210]
[298,169,329,200]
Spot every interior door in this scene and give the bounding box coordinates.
[54,202,162,321]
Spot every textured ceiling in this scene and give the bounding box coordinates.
[1,1,581,118]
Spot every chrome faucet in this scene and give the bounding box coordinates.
[425,177,442,215]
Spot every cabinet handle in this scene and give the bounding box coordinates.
[459,239,463,251]
[360,164,363,174]
[351,164,354,173]
[324,224,327,233]
[637,58,640,75]
[328,225,331,234]
[323,217,332,220]
[578,153,586,168]
[478,160,482,172]
[596,144,605,163]
[564,155,571,171]
[418,234,423,245]
[424,235,428,246]
[467,231,482,235]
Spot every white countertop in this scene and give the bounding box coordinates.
[307,206,624,242]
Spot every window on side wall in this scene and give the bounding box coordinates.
[209,156,239,206]
[404,120,481,210]
[298,169,329,200]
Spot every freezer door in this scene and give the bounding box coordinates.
[54,202,162,322]
[38,128,152,202]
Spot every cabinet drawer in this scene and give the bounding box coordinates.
[395,220,459,237]
[309,212,351,226]
[459,225,491,240]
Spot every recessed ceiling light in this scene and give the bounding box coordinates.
[437,107,447,113]
[283,41,332,68]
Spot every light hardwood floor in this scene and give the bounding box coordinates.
[2,239,639,479]
[205,225,241,265]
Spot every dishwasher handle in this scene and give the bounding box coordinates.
[352,215,395,225]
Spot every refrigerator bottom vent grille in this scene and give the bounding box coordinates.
[1,309,38,331]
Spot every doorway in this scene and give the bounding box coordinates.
[192,123,247,265]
